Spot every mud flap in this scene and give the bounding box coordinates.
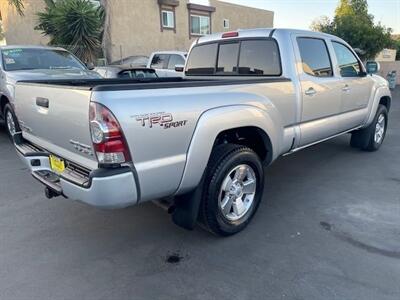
[172,176,204,231]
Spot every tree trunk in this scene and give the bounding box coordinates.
[100,0,112,64]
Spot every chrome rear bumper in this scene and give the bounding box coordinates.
[15,136,138,209]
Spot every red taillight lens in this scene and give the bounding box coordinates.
[89,102,131,165]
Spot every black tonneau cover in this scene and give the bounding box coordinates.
[18,77,290,91]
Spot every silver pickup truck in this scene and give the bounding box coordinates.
[13,29,391,236]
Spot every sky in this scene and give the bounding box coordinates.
[193,0,400,34]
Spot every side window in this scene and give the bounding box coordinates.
[297,37,333,77]
[217,42,239,74]
[151,54,169,69]
[332,42,361,77]
[186,43,218,75]
[167,55,185,70]
[119,71,132,79]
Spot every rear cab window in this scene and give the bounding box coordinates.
[186,38,281,76]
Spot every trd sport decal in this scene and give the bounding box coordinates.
[133,112,188,129]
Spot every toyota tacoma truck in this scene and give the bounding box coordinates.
[12,29,391,236]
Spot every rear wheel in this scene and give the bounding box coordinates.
[4,103,20,141]
[200,144,264,236]
[350,104,388,151]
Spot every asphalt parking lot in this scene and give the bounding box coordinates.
[1,89,399,300]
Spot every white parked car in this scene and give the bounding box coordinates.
[94,66,158,79]
[147,51,187,77]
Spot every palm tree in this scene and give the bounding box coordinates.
[35,0,104,63]
[8,0,24,16]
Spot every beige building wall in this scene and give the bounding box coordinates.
[375,48,397,62]
[106,0,274,62]
[0,0,49,45]
[210,0,274,33]
[105,0,192,62]
[378,61,400,84]
[0,0,274,62]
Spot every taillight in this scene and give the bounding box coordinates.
[89,102,131,165]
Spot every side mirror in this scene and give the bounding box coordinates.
[86,62,95,70]
[175,64,184,72]
[366,61,380,74]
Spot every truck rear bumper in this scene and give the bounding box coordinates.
[15,138,138,209]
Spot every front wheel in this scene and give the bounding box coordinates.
[350,104,388,151]
[4,103,21,141]
[200,144,264,236]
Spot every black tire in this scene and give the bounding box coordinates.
[3,103,20,141]
[200,144,264,236]
[350,104,388,152]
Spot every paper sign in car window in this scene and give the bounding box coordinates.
[5,58,15,64]
[3,49,23,57]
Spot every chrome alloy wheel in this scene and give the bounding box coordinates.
[6,110,16,136]
[374,113,386,144]
[218,164,257,222]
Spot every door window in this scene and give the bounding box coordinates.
[297,37,333,77]
[332,42,361,77]
[150,54,169,69]
[167,55,185,70]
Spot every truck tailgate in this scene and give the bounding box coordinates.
[14,83,98,170]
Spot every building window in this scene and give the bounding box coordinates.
[190,15,210,35]
[162,10,175,29]
[223,19,230,29]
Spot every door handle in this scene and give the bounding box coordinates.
[305,87,316,96]
[36,97,49,108]
[342,84,350,92]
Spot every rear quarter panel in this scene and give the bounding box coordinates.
[92,80,296,201]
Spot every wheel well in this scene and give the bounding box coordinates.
[380,96,391,111]
[214,126,273,165]
[0,95,9,116]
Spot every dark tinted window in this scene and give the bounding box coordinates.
[167,54,185,70]
[217,42,239,74]
[151,54,169,69]
[118,70,157,79]
[238,40,281,75]
[186,43,218,75]
[186,39,281,76]
[297,38,333,77]
[332,42,361,77]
